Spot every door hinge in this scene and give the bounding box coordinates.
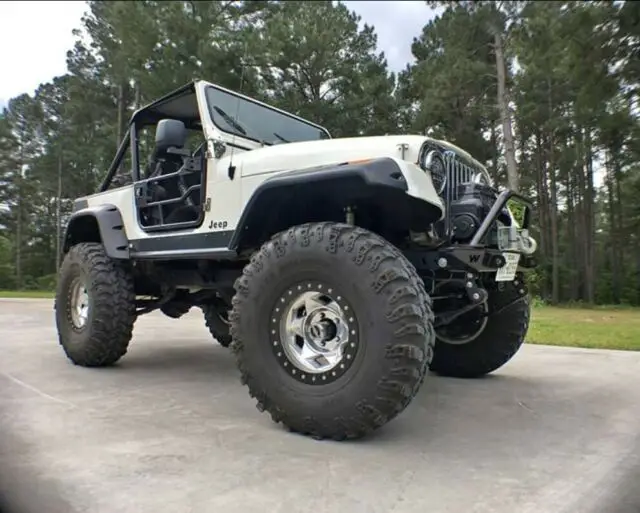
[204,198,211,212]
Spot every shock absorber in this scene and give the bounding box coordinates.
[345,206,355,225]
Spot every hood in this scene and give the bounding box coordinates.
[233,134,485,177]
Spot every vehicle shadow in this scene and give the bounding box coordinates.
[89,341,626,444]
[100,340,629,452]
[115,342,238,377]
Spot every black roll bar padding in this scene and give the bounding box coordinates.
[469,189,533,246]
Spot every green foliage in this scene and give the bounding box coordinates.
[0,0,638,307]
[506,199,526,226]
[0,236,14,289]
[34,273,58,291]
[249,1,398,136]
[399,5,498,165]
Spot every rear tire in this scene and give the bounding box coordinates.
[55,243,136,367]
[230,222,434,441]
[430,281,530,378]
[202,302,232,348]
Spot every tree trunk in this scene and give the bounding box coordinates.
[545,77,559,304]
[494,30,519,192]
[55,147,63,270]
[134,81,141,111]
[584,129,595,304]
[548,144,559,305]
[490,124,499,183]
[16,187,22,290]
[636,234,640,305]
[575,128,586,301]
[605,154,620,304]
[116,82,125,148]
[535,131,549,300]
[15,145,24,290]
[613,160,624,296]
[566,155,577,301]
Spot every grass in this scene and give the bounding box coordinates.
[0,290,54,299]
[1,290,639,351]
[526,305,640,351]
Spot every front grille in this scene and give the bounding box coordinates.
[417,141,490,202]
[442,151,479,201]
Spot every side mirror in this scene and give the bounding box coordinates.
[155,119,187,154]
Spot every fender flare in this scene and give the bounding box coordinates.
[228,157,442,251]
[63,203,130,259]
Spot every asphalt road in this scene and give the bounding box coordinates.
[1,298,639,513]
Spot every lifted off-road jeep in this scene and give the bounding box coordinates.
[55,80,538,440]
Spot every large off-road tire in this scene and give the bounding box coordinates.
[54,242,136,367]
[429,281,530,378]
[202,303,232,348]
[230,222,435,441]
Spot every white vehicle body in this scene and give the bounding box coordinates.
[83,139,445,241]
[76,80,495,258]
[56,84,540,442]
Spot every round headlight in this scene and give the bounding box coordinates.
[421,150,447,195]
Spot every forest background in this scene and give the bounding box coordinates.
[1,0,639,315]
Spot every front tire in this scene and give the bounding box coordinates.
[55,242,136,367]
[230,223,435,441]
[430,280,530,378]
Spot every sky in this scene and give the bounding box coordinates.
[0,1,87,108]
[0,1,437,109]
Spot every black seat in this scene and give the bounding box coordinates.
[147,119,188,180]
[141,119,200,225]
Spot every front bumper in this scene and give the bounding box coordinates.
[405,188,538,279]
[469,189,536,252]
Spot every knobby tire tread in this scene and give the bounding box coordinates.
[229,222,435,441]
[56,242,136,367]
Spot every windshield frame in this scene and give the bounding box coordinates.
[203,84,331,146]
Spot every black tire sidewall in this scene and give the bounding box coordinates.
[233,226,430,425]
[55,243,135,366]
[430,282,530,377]
[202,303,232,346]
[55,250,98,351]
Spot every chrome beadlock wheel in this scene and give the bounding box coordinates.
[68,277,90,330]
[270,281,359,385]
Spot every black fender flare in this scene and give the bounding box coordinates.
[228,157,441,251]
[63,203,130,259]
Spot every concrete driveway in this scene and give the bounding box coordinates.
[1,298,639,513]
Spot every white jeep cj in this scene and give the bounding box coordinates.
[56,80,538,441]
